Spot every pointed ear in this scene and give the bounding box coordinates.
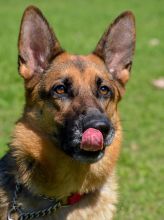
[18,6,63,80]
[94,11,136,86]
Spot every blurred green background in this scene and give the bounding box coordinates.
[0,0,163,219]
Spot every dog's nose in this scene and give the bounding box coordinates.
[83,118,110,136]
[82,108,111,136]
[93,120,110,135]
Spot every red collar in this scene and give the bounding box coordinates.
[67,193,83,205]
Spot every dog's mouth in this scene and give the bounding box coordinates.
[75,126,115,163]
[71,148,105,163]
[53,120,115,163]
[51,109,115,163]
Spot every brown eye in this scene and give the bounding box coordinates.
[54,85,66,95]
[99,85,110,95]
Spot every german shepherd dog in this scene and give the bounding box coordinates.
[0,6,135,220]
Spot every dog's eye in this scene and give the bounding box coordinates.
[53,85,67,95]
[99,85,110,96]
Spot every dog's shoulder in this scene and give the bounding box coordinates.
[0,153,16,195]
[0,153,15,218]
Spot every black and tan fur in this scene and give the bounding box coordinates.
[0,6,135,220]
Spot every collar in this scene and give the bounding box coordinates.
[8,183,83,220]
[67,192,83,205]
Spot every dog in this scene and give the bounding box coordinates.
[0,6,135,220]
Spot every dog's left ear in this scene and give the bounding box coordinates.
[94,11,136,87]
[18,6,63,80]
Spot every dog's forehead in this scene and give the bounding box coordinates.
[49,53,108,77]
[43,53,113,90]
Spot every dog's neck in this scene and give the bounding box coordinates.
[10,119,121,200]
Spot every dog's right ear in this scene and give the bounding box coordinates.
[18,6,63,80]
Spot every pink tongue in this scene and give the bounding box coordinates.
[80,128,103,151]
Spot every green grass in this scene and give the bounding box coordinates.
[0,0,163,219]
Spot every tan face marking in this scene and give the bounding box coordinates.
[43,53,114,94]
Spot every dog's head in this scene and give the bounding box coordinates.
[18,6,135,163]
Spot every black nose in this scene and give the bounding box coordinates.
[83,118,110,136]
[93,120,110,134]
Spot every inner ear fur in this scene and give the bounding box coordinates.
[18,6,64,80]
[94,11,136,87]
